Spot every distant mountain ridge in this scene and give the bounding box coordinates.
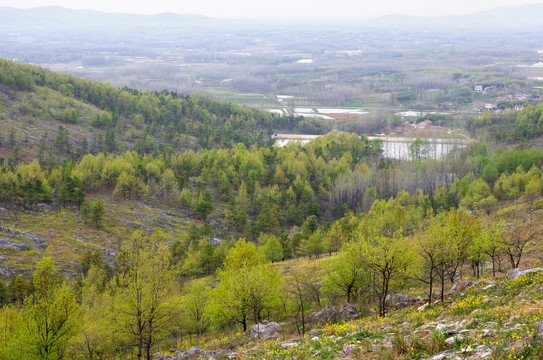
[369,3,543,29]
[1,3,543,31]
[0,6,239,34]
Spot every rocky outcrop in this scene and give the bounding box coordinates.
[338,303,358,322]
[0,226,47,251]
[154,346,218,360]
[424,345,492,360]
[119,220,153,234]
[250,322,281,340]
[506,268,543,280]
[310,305,338,325]
[450,280,472,294]
[0,237,28,250]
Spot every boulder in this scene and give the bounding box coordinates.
[506,268,543,281]
[310,305,338,325]
[445,334,464,346]
[250,322,281,340]
[450,280,472,294]
[209,238,222,246]
[176,346,218,359]
[385,293,424,308]
[338,303,358,322]
[280,342,298,348]
[436,323,457,336]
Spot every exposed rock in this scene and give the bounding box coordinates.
[385,293,424,308]
[470,346,493,359]
[307,328,323,336]
[425,350,459,360]
[482,328,494,337]
[36,203,53,212]
[0,226,47,251]
[474,280,494,286]
[280,342,298,348]
[445,334,464,345]
[310,305,338,325]
[450,280,472,294]
[250,322,281,340]
[506,268,543,280]
[209,238,222,246]
[0,267,13,277]
[119,220,153,234]
[427,345,492,360]
[417,303,430,311]
[176,346,217,359]
[533,320,543,343]
[338,303,358,322]
[436,323,457,336]
[209,218,222,228]
[0,238,28,250]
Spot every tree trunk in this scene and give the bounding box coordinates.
[440,276,445,302]
[428,275,433,306]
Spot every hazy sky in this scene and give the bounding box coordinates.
[2,0,543,19]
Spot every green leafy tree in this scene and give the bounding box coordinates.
[211,264,281,332]
[74,266,115,359]
[0,282,7,305]
[91,201,105,228]
[0,305,26,360]
[322,241,366,303]
[408,138,431,162]
[178,188,192,207]
[261,235,283,263]
[327,221,345,254]
[104,129,117,153]
[481,222,507,276]
[300,230,328,258]
[23,258,81,359]
[9,275,28,305]
[195,201,213,221]
[210,239,281,331]
[112,231,177,360]
[180,279,211,337]
[359,232,414,316]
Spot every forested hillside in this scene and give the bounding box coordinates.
[2,59,543,359]
[0,58,324,157]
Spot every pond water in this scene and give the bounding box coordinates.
[381,140,465,160]
[275,136,466,159]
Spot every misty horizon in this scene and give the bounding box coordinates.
[1,0,543,20]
